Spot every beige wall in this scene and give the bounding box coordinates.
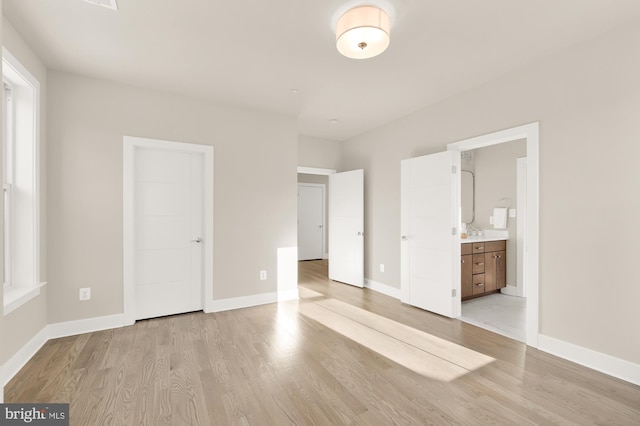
[297,174,328,185]
[47,71,297,323]
[1,17,48,366]
[472,139,527,288]
[342,23,640,364]
[298,134,342,170]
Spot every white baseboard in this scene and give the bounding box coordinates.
[206,289,300,312]
[1,314,127,402]
[48,314,127,340]
[0,326,48,393]
[364,278,401,299]
[206,292,279,313]
[538,334,640,386]
[500,285,520,297]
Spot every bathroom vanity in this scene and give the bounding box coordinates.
[461,238,506,300]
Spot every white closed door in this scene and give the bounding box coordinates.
[135,148,203,320]
[401,151,459,318]
[329,169,364,287]
[298,184,324,260]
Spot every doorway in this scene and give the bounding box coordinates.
[448,123,539,347]
[296,166,365,288]
[457,141,527,341]
[297,167,335,283]
[123,136,214,324]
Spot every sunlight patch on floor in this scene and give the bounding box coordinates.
[299,298,494,382]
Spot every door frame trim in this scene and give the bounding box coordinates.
[448,122,539,348]
[297,166,336,176]
[123,136,214,325]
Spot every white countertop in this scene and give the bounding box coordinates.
[460,230,509,243]
[460,236,507,243]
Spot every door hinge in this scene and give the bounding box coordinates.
[452,227,457,236]
[452,289,457,297]
[452,165,457,174]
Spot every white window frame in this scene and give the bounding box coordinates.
[2,47,43,315]
[3,82,13,290]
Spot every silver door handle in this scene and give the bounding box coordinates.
[401,236,408,241]
[357,231,364,236]
[191,237,202,243]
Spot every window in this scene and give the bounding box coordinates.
[2,47,41,314]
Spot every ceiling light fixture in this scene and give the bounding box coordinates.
[336,5,390,59]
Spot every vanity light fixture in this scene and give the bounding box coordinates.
[336,5,391,59]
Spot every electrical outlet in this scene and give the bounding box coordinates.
[79,287,91,301]
[260,270,267,280]
[509,208,517,218]
[380,263,385,272]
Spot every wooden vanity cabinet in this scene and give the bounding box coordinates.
[461,240,506,300]
[461,258,473,299]
[484,250,506,292]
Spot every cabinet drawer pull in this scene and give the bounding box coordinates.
[475,262,484,266]
[474,283,484,286]
[461,259,465,263]
[475,246,484,250]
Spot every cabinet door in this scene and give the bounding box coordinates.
[461,255,473,299]
[495,250,506,289]
[484,252,498,292]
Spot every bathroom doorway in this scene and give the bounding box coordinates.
[448,123,539,347]
[458,141,527,341]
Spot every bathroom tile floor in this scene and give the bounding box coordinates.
[460,293,526,342]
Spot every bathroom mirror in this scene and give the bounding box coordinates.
[461,170,474,224]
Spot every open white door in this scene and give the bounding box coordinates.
[401,151,460,318]
[328,169,364,287]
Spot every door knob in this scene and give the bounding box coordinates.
[191,237,202,243]
[401,236,408,241]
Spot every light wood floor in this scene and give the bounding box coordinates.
[6,260,640,425]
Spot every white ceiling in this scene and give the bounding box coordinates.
[4,0,640,141]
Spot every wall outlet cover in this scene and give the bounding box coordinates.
[79,288,91,301]
[260,270,267,280]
